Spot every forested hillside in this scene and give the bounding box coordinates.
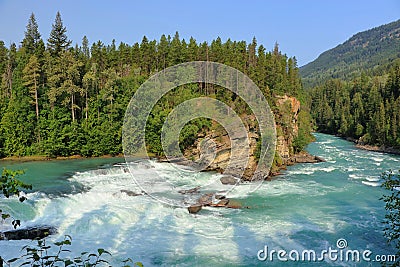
[0,12,310,159]
[301,19,400,87]
[311,60,400,149]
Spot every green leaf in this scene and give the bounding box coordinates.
[73,258,82,263]
[97,248,105,256]
[7,257,19,263]
[44,260,53,266]
[64,259,73,266]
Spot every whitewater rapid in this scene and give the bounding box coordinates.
[0,133,398,266]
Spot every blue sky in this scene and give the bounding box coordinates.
[0,0,398,66]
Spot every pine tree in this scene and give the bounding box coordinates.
[23,55,40,121]
[1,44,16,98]
[47,11,71,56]
[168,32,182,65]
[81,36,90,58]
[59,51,83,122]
[157,34,169,70]
[22,13,41,55]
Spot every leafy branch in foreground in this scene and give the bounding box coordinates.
[1,235,143,267]
[381,170,400,267]
[0,168,32,229]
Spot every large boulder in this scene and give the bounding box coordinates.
[220,176,240,185]
[188,204,202,214]
[0,226,57,240]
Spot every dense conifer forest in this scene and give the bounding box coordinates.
[311,61,400,148]
[0,12,307,158]
[307,19,400,149]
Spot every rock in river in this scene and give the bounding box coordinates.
[220,175,240,185]
[188,204,202,214]
[0,226,57,240]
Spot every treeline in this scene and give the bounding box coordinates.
[0,12,305,158]
[311,60,400,148]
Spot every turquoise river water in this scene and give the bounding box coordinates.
[0,133,398,266]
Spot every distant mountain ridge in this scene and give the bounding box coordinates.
[300,19,400,87]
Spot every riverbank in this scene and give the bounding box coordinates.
[0,154,124,162]
[354,143,400,155]
[338,135,400,155]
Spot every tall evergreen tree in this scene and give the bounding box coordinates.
[47,11,71,56]
[22,55,40,121]
[81,36,90,58]
[22,13,42,55]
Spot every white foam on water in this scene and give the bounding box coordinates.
[321,166,336,172]
[349,174,364,180]
[0,162,253,265]
[285,167,315,175]
[366,176,381,182]
[347,167,361,172]
[362,181,382,187]
[2,139,398,266]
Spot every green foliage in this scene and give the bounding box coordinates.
[381,170,400,267]
[0,168,31,199]
[47,11,71,56]
[301,19,400,88]
[0,12,308,161]
[1,235,143,267]
[0,168,31,228]
[311,62,400,148]
[297,110,313,153]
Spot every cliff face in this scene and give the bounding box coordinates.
[184,114,260,180]
[274,95,301,163]
[183,95,317,180]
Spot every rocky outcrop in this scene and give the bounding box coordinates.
[286,151,326,165]
[181,186,245,214]
[274,95,300,164]
[182,114,262,181]
[0,226,57,240]
[179,95,321,180]
[187,192,244,214]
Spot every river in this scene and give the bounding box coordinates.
[0,133,398,266]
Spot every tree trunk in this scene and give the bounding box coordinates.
[85,88,88,123]
[34,76,41,144]
[71,93,75,122]
[34,77,39,120]
[6,62,12,97]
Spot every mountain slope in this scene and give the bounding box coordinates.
[300,19,400,87]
